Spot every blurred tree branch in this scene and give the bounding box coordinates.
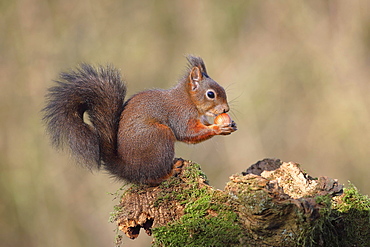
[112,159,369,246]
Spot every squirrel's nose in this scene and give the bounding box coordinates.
[223,104,230,113]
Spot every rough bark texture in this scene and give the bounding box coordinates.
[111,159,370,246]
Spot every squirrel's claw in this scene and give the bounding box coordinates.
[230,120,237,129]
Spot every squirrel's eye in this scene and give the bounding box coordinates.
[206,90,215,99]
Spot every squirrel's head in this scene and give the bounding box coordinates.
[186,56,230,117]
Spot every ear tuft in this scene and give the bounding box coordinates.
[186,55,208,76]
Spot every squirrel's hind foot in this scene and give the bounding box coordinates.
[146,158,184,186]
[172,158,185,177]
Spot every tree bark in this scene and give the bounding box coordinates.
[111,159,370,246]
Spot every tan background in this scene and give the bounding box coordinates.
[1,1,369,246]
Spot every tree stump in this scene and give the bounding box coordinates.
[110,159,370,246]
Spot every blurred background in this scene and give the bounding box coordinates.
[1,0,369,246]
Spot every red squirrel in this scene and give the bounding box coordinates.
[43,56,237,185]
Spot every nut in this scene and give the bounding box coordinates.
[214,113,232,126]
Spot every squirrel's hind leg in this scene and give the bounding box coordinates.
[146,158,184,186]
[117,121,178,186]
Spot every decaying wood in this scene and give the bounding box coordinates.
[112,159,369,246]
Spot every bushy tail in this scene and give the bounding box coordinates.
[43,64,126,169]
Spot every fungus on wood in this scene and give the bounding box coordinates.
[110,159,370,246]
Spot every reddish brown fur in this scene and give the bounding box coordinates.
[43,56,237,185]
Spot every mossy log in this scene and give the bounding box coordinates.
[111,159,370,246]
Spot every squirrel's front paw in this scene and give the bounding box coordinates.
[220,122,237,135]
[214,121,237,135]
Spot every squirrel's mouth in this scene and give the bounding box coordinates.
[205,104,230,118]
[202,111,224,125]
[205,109,227,117]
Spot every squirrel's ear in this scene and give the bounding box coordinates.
[189,66,203,90]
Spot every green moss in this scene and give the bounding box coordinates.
[299,194,338,247]
[109,185,130,247]
[315,194,332,206]
[334,182,370,213]
[301,182,370,247]
[109,205,123,223]
[152,162,208,203]
[151,162,244,246]
[331,183,370,246]
[152,193,243,247]
[181,162,209,185]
